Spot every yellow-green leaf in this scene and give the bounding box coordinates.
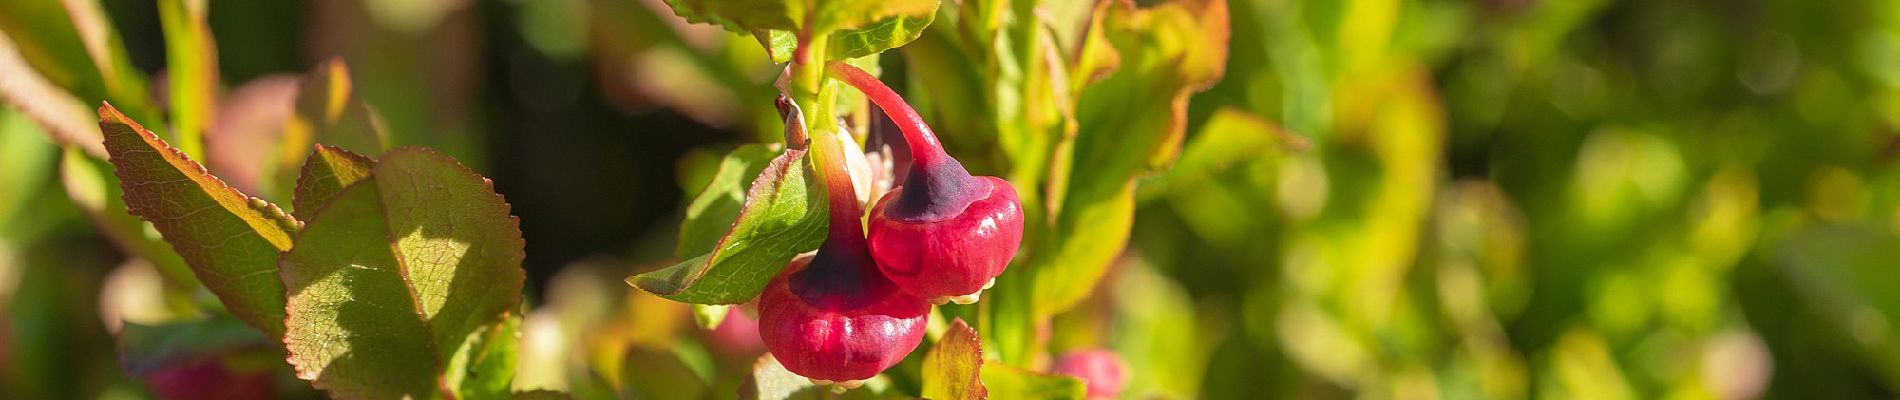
[448,315,521,399]
[99,104,299,338]
[291,144,374,221]
[1032,0,1232,318]
[281,147,526,399]
[923,318,987,400]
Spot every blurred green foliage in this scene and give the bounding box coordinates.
[2,0,1900,399]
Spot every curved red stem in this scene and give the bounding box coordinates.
[826,61,948,167]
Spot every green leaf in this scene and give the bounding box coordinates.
[829,11,938,60]
[280,147,526,399]
[1029,0,1232,318]
[677,144,778,258]
[99,104,300,338]
[448,315,521,399]
[630,148,827,304]
[758,10,939,64]
[922,318,987,400]
[158,0,217,159]
[663,0,796,33]
[292,144,375,221]
[669,0,938,63]
[1071,0,1231,199]
[665,0,934,35]
[980,362,1086,400]
[116,316,267,376]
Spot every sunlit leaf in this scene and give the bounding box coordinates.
[1072,0,1231,195]
[629,147,826,304]
[99,104,299,338]
[1031,0,1232,318]
[291,144,374,221]
[280,147,526,399]
[665,0,934,35]
[922,318,987,400]
[677,144,778,258]
[760,10,940,63]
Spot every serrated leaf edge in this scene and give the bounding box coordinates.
[630,148,810,302]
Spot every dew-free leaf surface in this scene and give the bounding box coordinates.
[676,144,778,259]
[99,104,300,338]
[291,144,374,221]
[280,147,525,399]
[631,148,826,304]
[922,318,988,400]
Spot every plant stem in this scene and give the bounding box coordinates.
[788,34,864,247]
[825,61,949,167]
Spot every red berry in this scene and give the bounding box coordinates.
[755,97,930,385]
[1051,350,1130,400]
[757,254,929,383]
[867,175,1021,304]
[827,62,1025,304]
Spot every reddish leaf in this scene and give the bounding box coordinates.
[99,103,300,338]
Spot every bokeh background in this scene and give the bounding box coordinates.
[4,0,1900,398]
